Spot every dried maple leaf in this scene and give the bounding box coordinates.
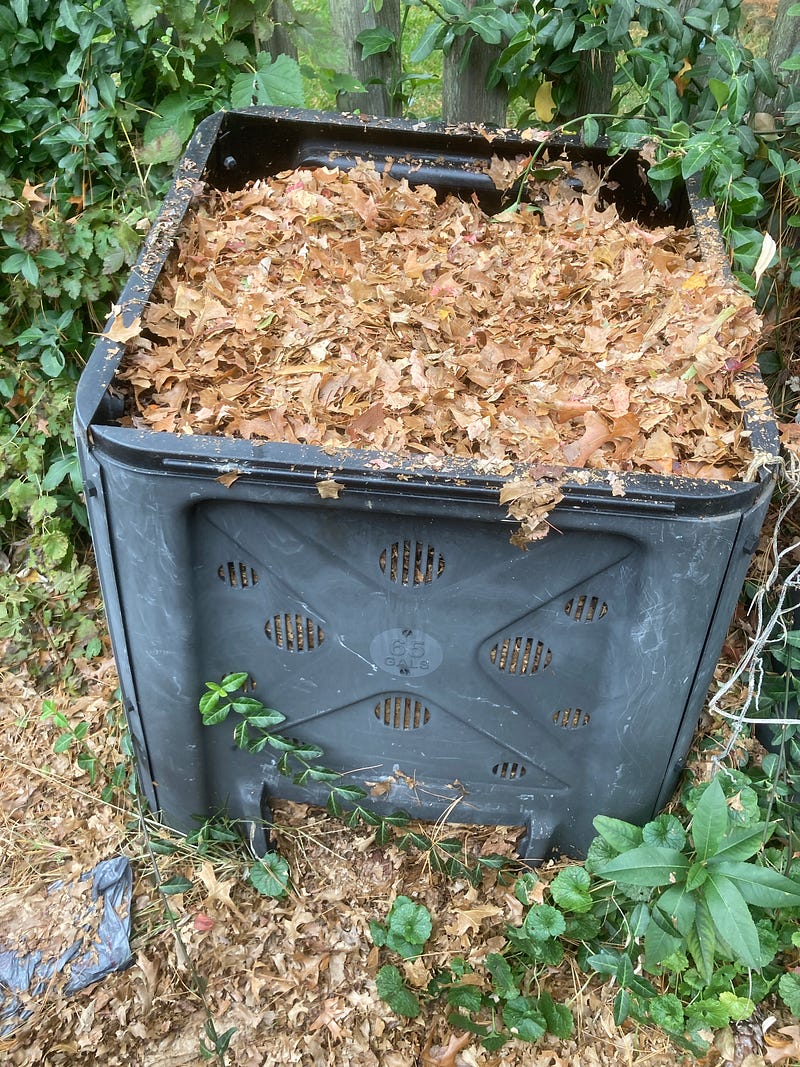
[422,1030,473,1067]
[765,1025,800,1064]
[103,313,142,344]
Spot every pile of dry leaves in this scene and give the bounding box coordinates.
[117,157,761,485]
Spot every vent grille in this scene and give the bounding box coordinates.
[375,696,431,730]
[218,561,258,588]
[553,707,590,730]
[265,614,324,652]
[380,541,445,586]
[564,595,607,622]
[492,761,526,780]
[489,637,551,675]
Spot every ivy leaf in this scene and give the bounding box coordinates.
[249,852,290,898]
[375,965,421,1018]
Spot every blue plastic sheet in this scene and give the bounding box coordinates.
[0,856,133,1035]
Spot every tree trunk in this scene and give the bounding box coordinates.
[442,1,507,125]
[755,0,800,116]
[574,50,615,118]
[266,0,298,62]
[329,0,402,117]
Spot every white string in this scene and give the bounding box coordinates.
[709,450,800,765]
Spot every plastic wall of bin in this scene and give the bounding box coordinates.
[75,108,780,860]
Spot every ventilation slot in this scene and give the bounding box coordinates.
[375,696,431,730]
[380,540,445,586]
[564,594,607,622]
[553,707,590,730]
[492,761,527,780]
[218,561,258,588]
[489,637,551,675]
[265,614,324,652]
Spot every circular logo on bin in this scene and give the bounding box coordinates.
[370,628,443,678]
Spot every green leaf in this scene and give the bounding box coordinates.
[648,993,684,1033]
[376,965,421,1018]
[54,732,74,753]
[387,896,432,947]
[686,863,708,891]
[199,692,229,725]
[524,904,566,941]
[642,813,686,850]
[686,900,716,986]
[356,26,396,60]
[409,19,447,63]
[607,0,635,42]
[447,984,482,1012]
[711,861,800,908]
[485,953,519,1000]
[708,78,729,108]
[222,672,249,692]
[140,92,195,166]
[597,845,689,886]
[582,116,600,147]
[780,52,800,71]
[550,866,593,913]
[539,990,573,1039]
[779,973,800,1016]
[249,853,290,898]
[703,872,761,971]
[714,34,742,75]
[592,815,643,853]
[613,987,630,1026]
[503,996,547,1042]
[644,908,683,969]
[514,871,540,905]
[231,53,304,109]
[691,778,729,861]
[710,824,769,863]
[160,875,193,895]
[719,991,756,1022]
[127,0,159,29]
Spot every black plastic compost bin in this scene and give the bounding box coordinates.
[75,107,780,861]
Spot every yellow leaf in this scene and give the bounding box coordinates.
[316,479,344,499]
[534,80,556,123]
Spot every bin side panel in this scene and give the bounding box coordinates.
[92,453,762,857]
